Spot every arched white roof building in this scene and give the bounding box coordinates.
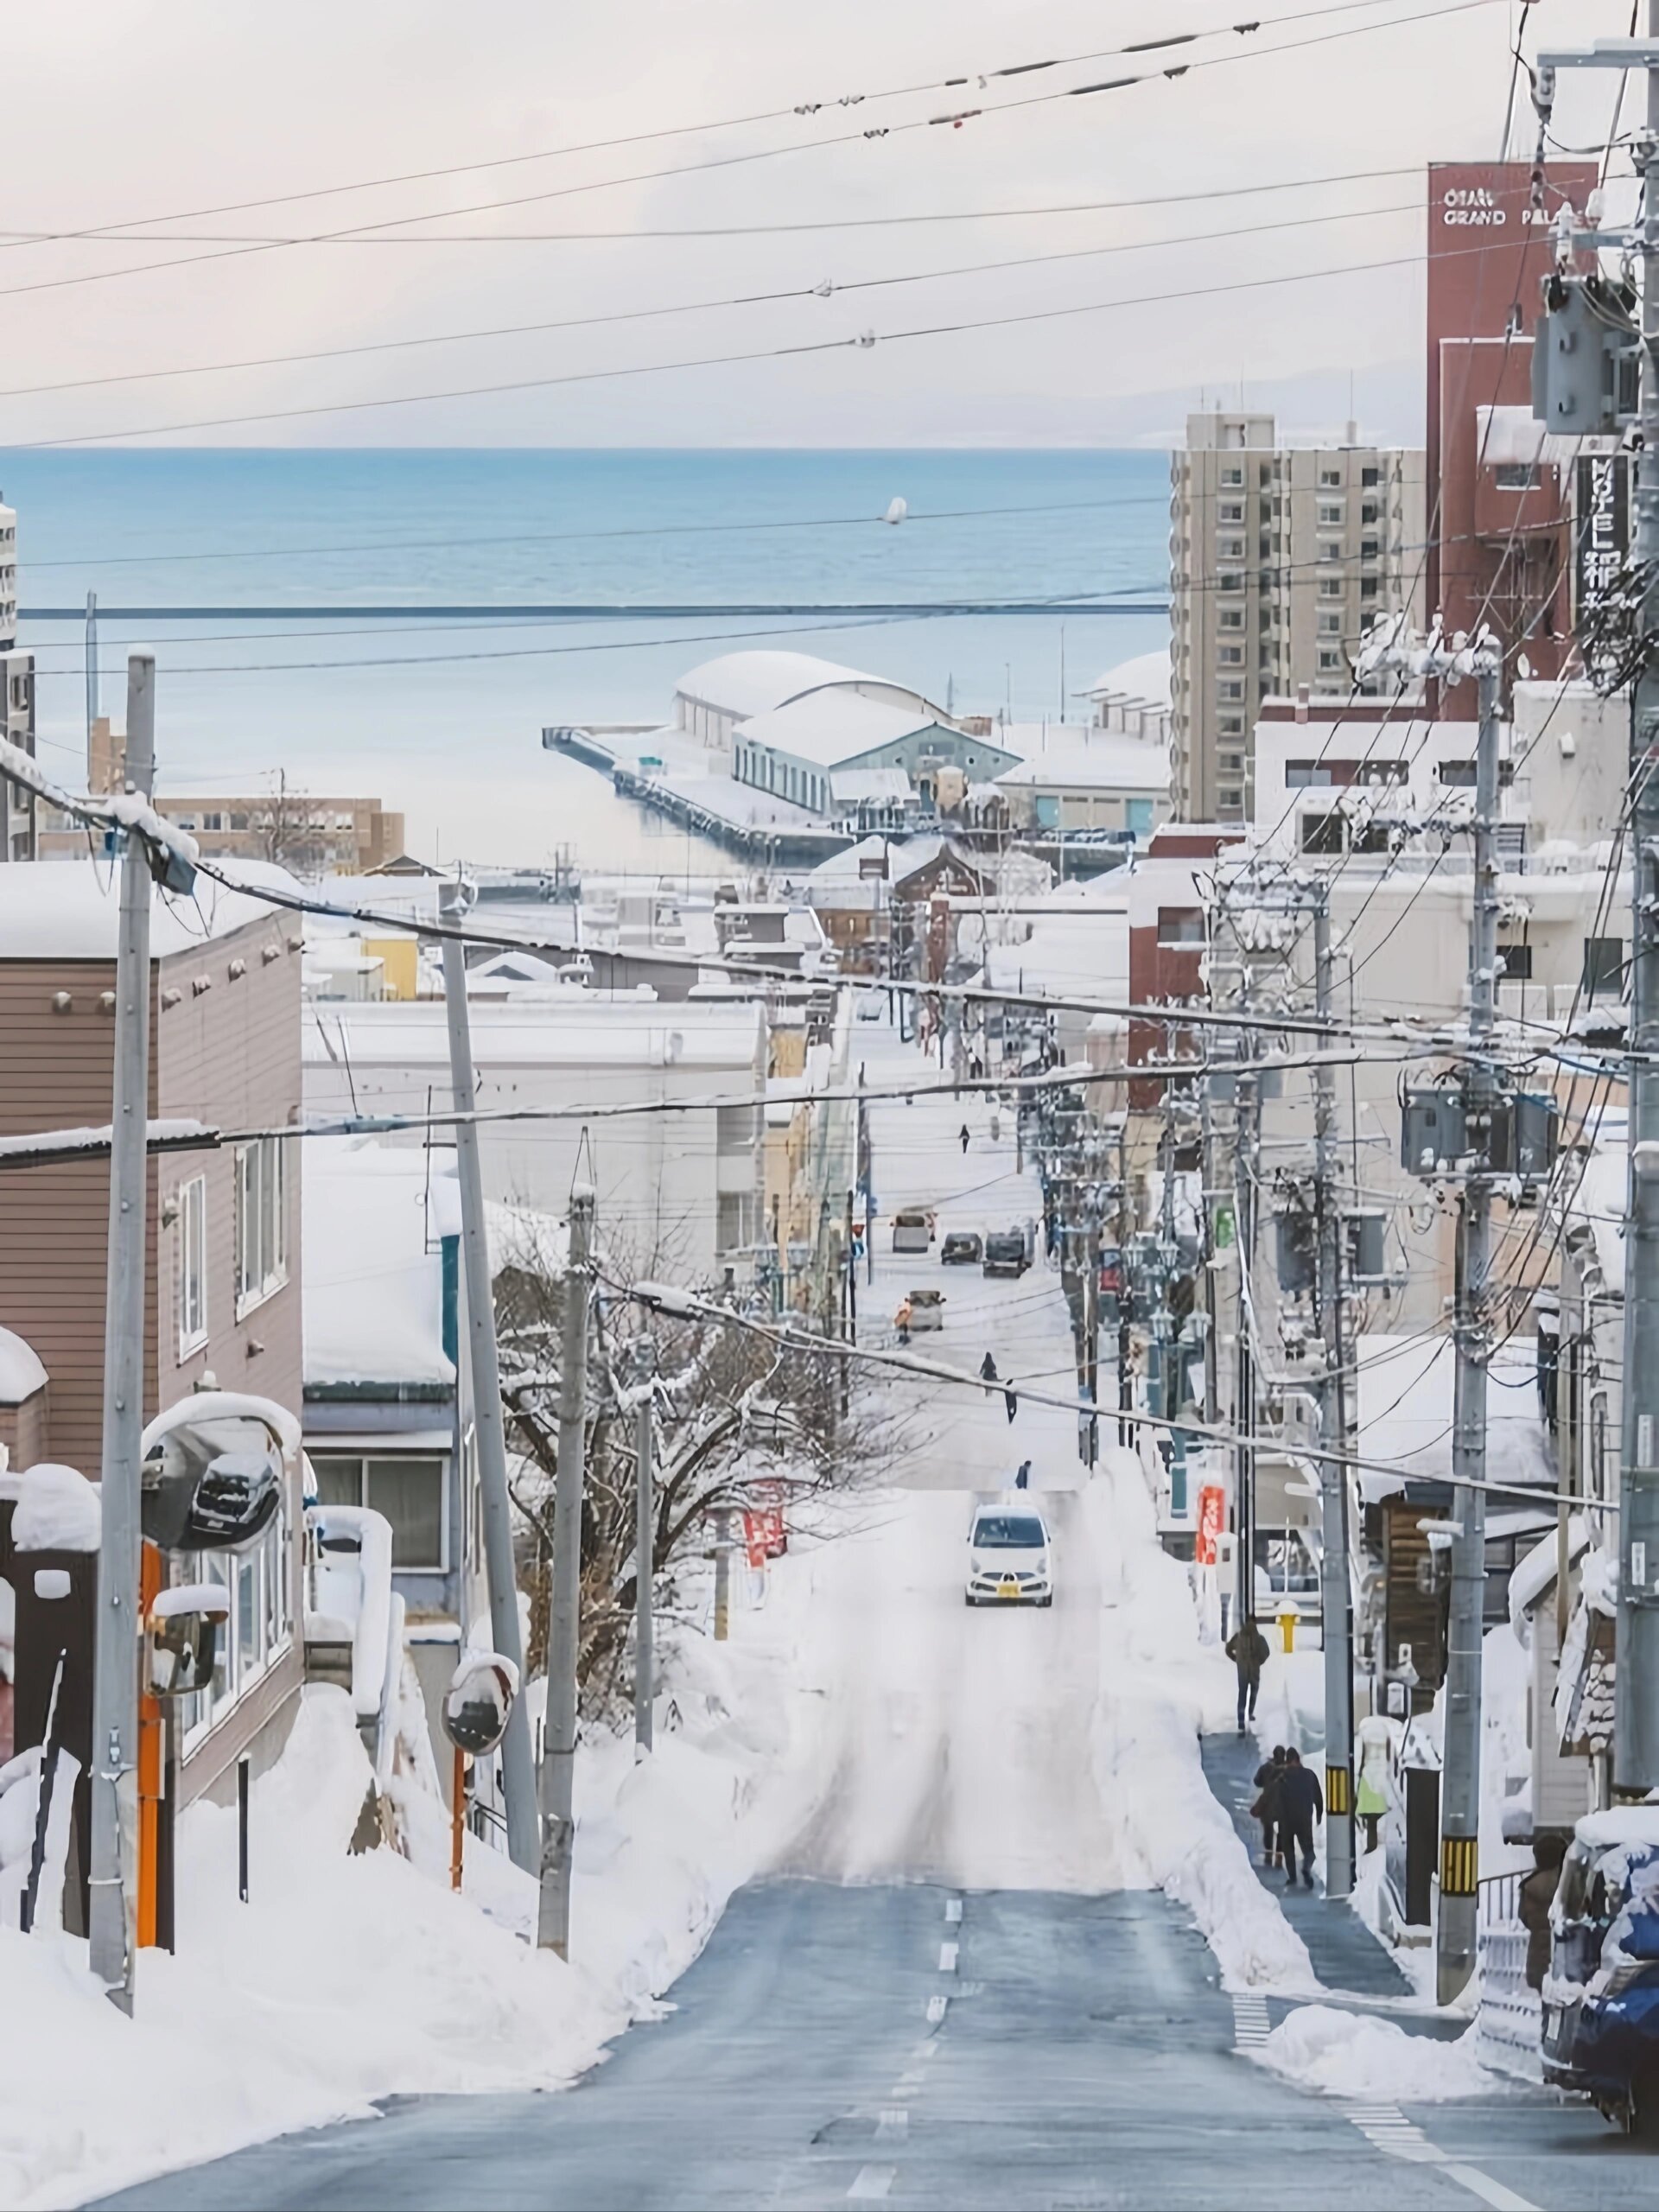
[673,650,947,750]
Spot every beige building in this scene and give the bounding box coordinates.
[36,717,404,877]
[1169,410,1425,823]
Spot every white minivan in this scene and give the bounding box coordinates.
[964,1504,1053,1607]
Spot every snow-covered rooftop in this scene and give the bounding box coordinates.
[303,996,765,1072]
[1084,648,1172,708]
[734,690,953,769]
[995,728,1170,794]
[674,651,879,721]
[1355,1332,1552,1501]
[0,859,301,961]
[303,1136,454,1390]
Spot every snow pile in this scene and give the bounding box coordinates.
[0,1528,833,2212]
[1258,2005,1495,2101]
[11,1465,100,1554]
[1080,1459,1317,1995]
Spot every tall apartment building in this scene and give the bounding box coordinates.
[1168,412,1425,821]
[0,493,35,864]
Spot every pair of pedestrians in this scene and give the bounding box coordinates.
[1251,1745,1323,1890]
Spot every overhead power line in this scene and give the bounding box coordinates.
[0,194,1418,408]
[0,0,1503,307]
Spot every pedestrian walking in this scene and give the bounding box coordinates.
[1014,1460,1032,1491]
[1276,1748,1323,1889]
[958,1123,971,1154]
[894,1295,912,1347]
[1250,1747,1288,1869]
[980,1351,1000,1385]
[1224,1614,1271,1734]
[1519,1834,1567,1992]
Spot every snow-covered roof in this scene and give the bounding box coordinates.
[303,996,766,1073]
[807,834,889,886]
[0,859,302,961]
[1085,648,1173,708]
[674,651,880,720]
[303,1136,455,1390]
[982,909,1130,1000]
[995,730,1171,794]
[1355,1332,1552,1501]
[734,690,954,769]
[0,1325,48,1405]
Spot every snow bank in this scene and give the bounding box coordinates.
[1080,1459,1317,1995]
[1258,2005,1495,2101]
[0,1529,830,2211]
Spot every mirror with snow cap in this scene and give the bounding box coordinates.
[140,1393,294,1553]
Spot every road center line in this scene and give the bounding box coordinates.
[847,2167,895,2202]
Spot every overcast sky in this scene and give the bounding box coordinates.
[0,0,1629,448]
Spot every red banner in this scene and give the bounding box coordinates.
[1196,1484,1226,1567]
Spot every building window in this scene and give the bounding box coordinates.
[1220,752,1243,772]
[1217,536,1245,559]
[178,1174,207,1358]
[1361,466,1379,487]
[1218,715,1244,736]
[1319,578,1344,599]
[1220,467,1243,487]
[1494,463,1537,492]
[1497,944,1533,981]
[1317,650,1341,672]
[1219,610,1245,632]
[1217,571,1244,594]
[1157,906,1205,946]
[1218,680,1243,701]
[1319,467,1342,488]
[1359,576,1380,599]
[1362,501,1379,525]
[1218,503,1244,523]
[1318,612,1342,635]
[1583,937,1625,1001]
[1318,502,1344,524]
[1300,812,1345,855]
[234,1137,288,1316]
[314,1454,447,1571]
[1319,542,1342,563]
[1218,645,1243,665]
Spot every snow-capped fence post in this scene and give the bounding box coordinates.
[633,1335,656,1755]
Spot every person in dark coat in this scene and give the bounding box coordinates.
[980,1352,1000,1384]
[959,1123,971,1154]
[1224,1615,1271,1733]
[1251,1746,1287,1869]
[1014,1460,1032,1491]
[1519,1833,1567,1991]
[1276,1748,1324,1888]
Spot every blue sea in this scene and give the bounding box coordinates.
[3,449,1169,868]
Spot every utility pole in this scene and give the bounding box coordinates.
[1312,890,1356,1900]
[438,877,539,1878]
[1530,20,1659,1796]
[1438,648,1503,2003]
[1233,1057,1260,1639]
[538,1184,594,1956]
[1618,11,1659,1801]
[85,590,99,756]
[88,651,155,2013]
[632,1335,655,1755]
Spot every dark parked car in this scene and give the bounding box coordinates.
[941,1231,982,1266]
[982,1230,1029,1279]
[1541,1811,1659,2135]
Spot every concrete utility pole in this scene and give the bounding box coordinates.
[1620,10,1659,1798]
[88,651,155,2013]
[633,1336,656,1755]
[1233,1060,1260,1636]
[1438,647,1503,2004]
[437,877,538,1878]
[1312,891,1356,1900]
[538,1184,594,1956]
[85,590,99,752]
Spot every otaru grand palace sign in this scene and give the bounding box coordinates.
[1438,184,1553,228]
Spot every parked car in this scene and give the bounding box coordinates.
[982,1229,1029,1278]
[907,1287,945,1331]
[940,1230,982,1266]
[1541,1808,1659,2134]
[892,1210,931,1255]
[964,1504,1053,1607]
